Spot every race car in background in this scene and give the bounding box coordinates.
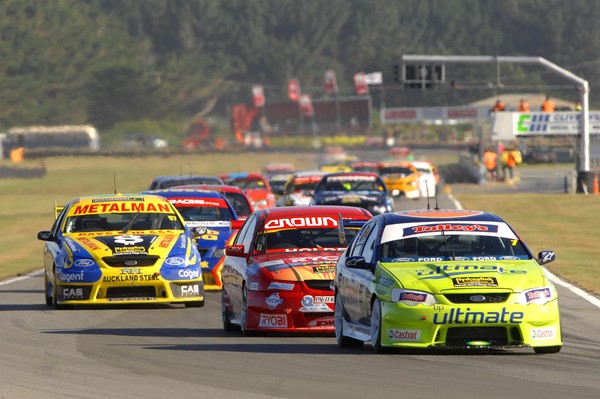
[143,189,244,290]
[37,194,205,309]
[334,209,562,354]
[220,172,276,210]
[411,160,439,198]
[148,175,224,190]
[310,172,394,215]
[276,170,326,207]
[172,184,254,220]
[262,163,296,199]
[377,160,420,199]
[221,205,372,335]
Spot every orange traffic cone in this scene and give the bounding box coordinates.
[594,171,599,195]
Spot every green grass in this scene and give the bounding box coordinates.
[1,153,598,298]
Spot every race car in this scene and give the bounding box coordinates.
[377,160,420,199]
[310,172,394,215]
[335,209,562,354]
[148,175,224,190]
[169,184,254,220]
[276,170,326,207]
[221,205,372,335]
[350,160,379,173]
[220,172,276,210]
[144,189,244,290]
[411,160,439,198]
[37,193,205,309]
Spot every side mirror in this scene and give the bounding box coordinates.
[225,244,248,258]
[345,256,371,270]
[537,250,556,265]
[230,220,245,230]
[37,231,55,242]
[192,226,208,238]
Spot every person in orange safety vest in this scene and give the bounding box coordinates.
[518,98,530,112]
[541,96,555,112]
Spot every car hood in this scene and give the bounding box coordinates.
[253,252,341,282]
[66,231,187,257]
[315,191,386,205]
[379,260,547,292]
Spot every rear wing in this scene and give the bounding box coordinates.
[54,202,64,220]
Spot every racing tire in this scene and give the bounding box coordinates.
[221,290,237,332]
[240,286,255,336]
[44,275,53,307]
[334,294,364,348]
[370,298,385,353]
[534,345,562,354]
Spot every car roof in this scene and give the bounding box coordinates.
[65,193,174,214]
[142,189,226,200]
[377,209,505,224]
[258,205,372,220]
[173,184,246,194]
[220,172,265,180]
[322,172,381,178]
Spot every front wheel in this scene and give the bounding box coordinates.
[370,298,384,353]
[334,294,364,348]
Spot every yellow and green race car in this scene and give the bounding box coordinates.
[37,193,204,309]
[335,209,562,354]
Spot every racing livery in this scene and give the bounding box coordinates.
[335,209,562,353]
[37,194,205,308]
[220,172,276,210]
[276,170,325,207]
[377,161,420,199]
[172,184,254,220]
[221,206,372,334]
[310,172,394,215]
[144,189,244,290]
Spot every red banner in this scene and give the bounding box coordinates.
[354,72,369,95]
[288,78,301,102]
[324,69,338,94]
[252,85,265,108]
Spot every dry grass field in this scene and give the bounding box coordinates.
[1,152,598,298]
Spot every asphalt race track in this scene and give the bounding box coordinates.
[1,167,599,399]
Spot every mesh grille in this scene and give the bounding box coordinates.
[305,280,334,291]
[444,293,509,304]
[106,286,157,299]
[102,255,159,267]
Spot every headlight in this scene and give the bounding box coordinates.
[391,289,437,306]
[515,287,555,305]
[371,205,387,215]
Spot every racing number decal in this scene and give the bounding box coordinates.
[511,239,518,246]
[202,229,220,241]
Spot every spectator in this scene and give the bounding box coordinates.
[518,98,530,112]
[502,149,521,181]
[483,148,498,181]
[541,96,555,113]
[492,99,505,112]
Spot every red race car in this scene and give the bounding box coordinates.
[220,173,276,210]
[221,205,372,335]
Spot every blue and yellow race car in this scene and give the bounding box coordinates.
[335,209,561,354]
[37,194,205,309]
[145,189,244,290]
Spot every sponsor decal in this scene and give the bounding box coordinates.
[114,236,144,246]
[74,259,95,267]
[78,237,100,251]
[417,264,526,277]
[168,198,226,207]
[531,327,556,340]
[180,284,200,296]
[58,271,85,283]
[102,274,159,283]
[264,216,338,230]
[525,287,552,303]
[406,224,497,235]
[72,202,170,215]
[388,329,421,341]
[249,282,259,290]
[327,175,376,182]
[432,307,524,325]
[402,210,483,219]
[258,313,288,328]
[165,257,186,266]
[266,293,284,309]
[393,291,427,303]
[120,267,142,275]
[307,316,334,327]
[300,295,332,312]
[114,246,146,255]
[453,276,498,287]
[159,235,175,248]
[178,269,200,279]
[268,282,295,290]
[62,287,85,300]
[313,265,335,274]
[91,197,144,203]
[313,296,334,303]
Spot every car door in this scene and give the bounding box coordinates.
[43,204,70,276]
[222,214,258,316]
[339,221,377,323]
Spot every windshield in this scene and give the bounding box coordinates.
[379,167,414,176]
[176,206,234,222]
[321,178,384,192]
[223,192,252,217]
[257,227,362,252]
[65,212,183,233]
[228,179,265,190]
[380,234,531,262]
